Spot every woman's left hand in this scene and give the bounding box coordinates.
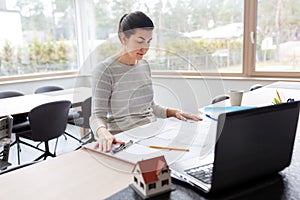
[175,111,202,121]
[167,109,202,121]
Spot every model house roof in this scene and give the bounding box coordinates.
[134,156,168,184]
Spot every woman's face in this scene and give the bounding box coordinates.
[121,28,153,61]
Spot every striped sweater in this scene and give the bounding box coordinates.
[89,56,167,134]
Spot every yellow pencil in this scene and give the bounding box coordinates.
[149,145,189,152]
[276,90,282,102]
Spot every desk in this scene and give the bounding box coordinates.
[0,87,91,117]
[0,149,133,199]
[1,82,300,199]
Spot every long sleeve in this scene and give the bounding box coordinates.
[151,102,167,118]
[89,63,112,134]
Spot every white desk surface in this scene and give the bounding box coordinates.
[265,81,300,90]
[1,82,300,199]
[0,87,91,117]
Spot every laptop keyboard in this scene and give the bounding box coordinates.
[185,163,213,184]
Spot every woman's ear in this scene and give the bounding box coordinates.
[119,33,127,45]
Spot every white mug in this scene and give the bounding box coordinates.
[229,90,244,106]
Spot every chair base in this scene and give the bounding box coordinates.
[34,151,55,161]
[16,138,56,165]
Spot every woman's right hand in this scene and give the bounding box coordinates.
[94,127,124,152]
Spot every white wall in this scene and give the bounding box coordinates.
[0,75,275,114]
[152,76,274,114]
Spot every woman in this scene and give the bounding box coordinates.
[90,11,201,152]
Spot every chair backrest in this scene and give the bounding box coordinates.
[28,100,71,141]
[211,94,230,104]
[249,84,263,91]
[81,97,91,128]
[0,91,24,99]
[34,86,64,94]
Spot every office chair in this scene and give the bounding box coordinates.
[249,84,263,91]
[14,100,71,164]
[34,85,64,94]
[68,97,96,145]
[0,115,13,171]
[34,86,81,143]
[211,94,230,104]
[0,91,24,99]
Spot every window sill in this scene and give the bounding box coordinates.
[0,71,79,85]
[152,73,300,83]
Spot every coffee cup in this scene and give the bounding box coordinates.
[229,90,244,106]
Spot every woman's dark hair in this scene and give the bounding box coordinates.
[118,11,154,42]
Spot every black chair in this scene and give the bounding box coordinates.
[0,91,24,99]
[211,94,230,104]
[14,100,71,164]
[34,86,81,143]
[249,84,263,91]
[68,97,96,145]
[0,115,13,171]
[34,85,64,94]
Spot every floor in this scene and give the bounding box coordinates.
[3,124,92,169]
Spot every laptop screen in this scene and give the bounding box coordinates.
[212,101,300,191]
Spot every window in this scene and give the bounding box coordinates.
[140,182,144,189]
[134,176,138,184]
[148,183,156,190]
[86,0,300,78]
[161,179,169,186]
[1,0,300,81]
[254,0,300,76]
[0,0,77,79]
[162,168,169,174]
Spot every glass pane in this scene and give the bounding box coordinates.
[0,0,77,77]
[87,0,244,74]
[256,0,300,72]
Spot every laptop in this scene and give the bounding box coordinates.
[170,101,300,193]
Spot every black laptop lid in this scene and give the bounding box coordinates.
[211,101,300,192]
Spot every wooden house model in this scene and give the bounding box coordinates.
[131,155,172,199]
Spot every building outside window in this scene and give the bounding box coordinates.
[0,0,77,78]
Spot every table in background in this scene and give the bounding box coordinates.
[0,87,91,117]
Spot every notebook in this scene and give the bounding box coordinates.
[170,101,300,193]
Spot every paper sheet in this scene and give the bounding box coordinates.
[84,118,217,164]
